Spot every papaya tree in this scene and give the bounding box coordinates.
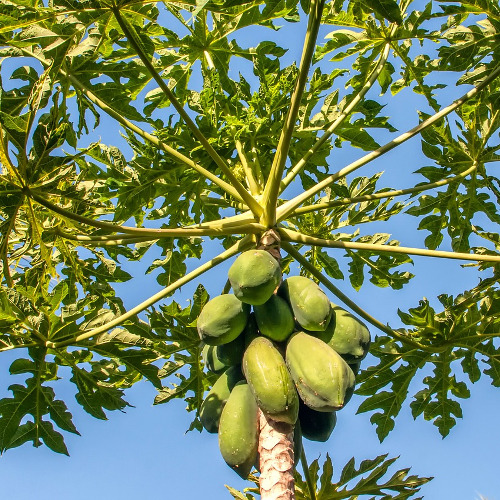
[1,0,499,498]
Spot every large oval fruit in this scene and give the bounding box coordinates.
[254,294,295,342]
[278,276,332,331]
[228,250,281,305]
[199,365,243,433]
[218,381,259,479]
[298,401,337,442]
[317,305,370,362]
[202,344,226,374]
[216,332,246,366]
[197,294,250,345]
[243,336,299,424]
[286,331,355,411]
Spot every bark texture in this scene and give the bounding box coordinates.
[258,410,295,500]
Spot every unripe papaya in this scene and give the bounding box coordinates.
[202,344,226,373]
[286,331,355,412]
[254,294,295,342]
[228,250,281,305]
[197,294,250,345]
[217,332,246,366]
[199,365,243,433]
[243,313,260,348]
[298,400,337,442]
[242,336,299,424]
[315,305,370,362]
[218,381,259,479]
[278,276,332,331]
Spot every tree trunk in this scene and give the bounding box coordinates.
[258,410,295,500]
[257,229,295,500]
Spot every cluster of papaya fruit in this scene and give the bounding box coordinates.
[197,250,370,478]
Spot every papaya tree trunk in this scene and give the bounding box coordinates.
[258,410,295,500]
[257,229,295,500]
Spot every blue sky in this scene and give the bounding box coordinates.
[1,2,499,499]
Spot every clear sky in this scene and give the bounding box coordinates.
[1,3,499,499]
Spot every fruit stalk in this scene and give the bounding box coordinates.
[258,410,295,500]
[257,229,296,500]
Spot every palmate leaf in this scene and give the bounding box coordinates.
[229,454,431,499]
[0,348,78,455]
[149,285,212,430]
[295,454,431,499]
[357,282,500,439]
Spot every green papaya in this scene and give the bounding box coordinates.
[243,313,260,348]
[202,344,226,373]
[348,360,362,376]
[216,332,246,366]
[242,336,299,424]
[228,250,281,305]
[278,276,332,331]
[197,294,250,345]
[254,294,295,342]
[315,305,370,362]
[286,331,355,412]
[218,381,259,479]
[298,400,337,442]
[199,365,243,433]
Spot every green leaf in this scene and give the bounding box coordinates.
[294,453,431,499]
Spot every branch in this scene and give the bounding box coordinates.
[47,235,254,348]
[0,342,39,353]
[53,229,158,246]
[277,63,500,222]
[279,227,500,263]
[29,189,266,237]
[281,241,432,351]
[291,163,479,216]
[235,139,261,196]
[260,0,325,227]
[111,6,264,218]
[280,41,392,193]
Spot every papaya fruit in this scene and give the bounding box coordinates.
[286,331,355,412]
[199,365,243,433]
[197,294,250,345]
[202,344,226,374]
[243,313,260,348]
[218,381,259,479]
[278,276,332,331]
[242,336,299,424]
[315,305,370,362]
[216,332,246,366]
[254,294,295,342]
[228,250,281,305]
[298,400,337,442]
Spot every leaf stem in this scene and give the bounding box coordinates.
[300,446,317,500]
[46,235,254,348]
[282,241,439,351]
[260,0,325,227]
[280,41,392,193]
[29,189,265,237]
[235,139,261,196]
[291,163,479,215]
[279,227,500,263]
[111,6,263,218]
[0,342,39,353]
[277,63,500,222]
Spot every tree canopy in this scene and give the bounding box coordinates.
[0,0,499,497]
